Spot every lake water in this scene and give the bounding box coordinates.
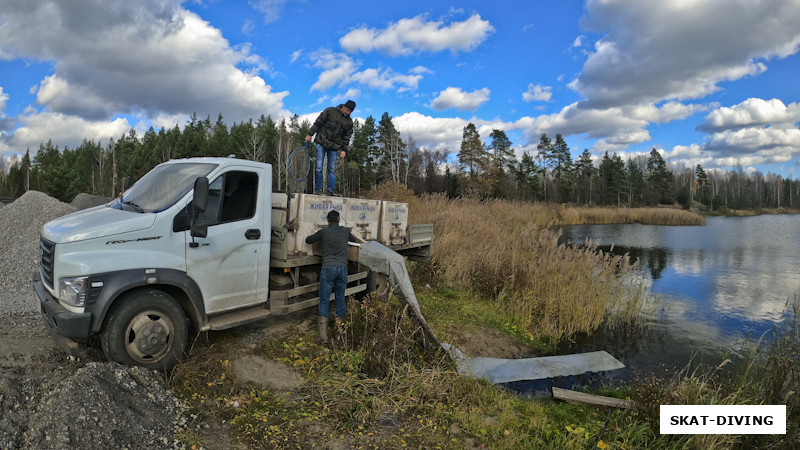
[558,214,800,381]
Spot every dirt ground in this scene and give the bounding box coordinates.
[0,307,522,449]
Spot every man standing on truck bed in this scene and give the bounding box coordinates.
[305,100,355,195]
[306,210,358,344]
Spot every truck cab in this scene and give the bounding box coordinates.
[34,157,431,370]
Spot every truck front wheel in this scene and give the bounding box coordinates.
[101,289,188,370]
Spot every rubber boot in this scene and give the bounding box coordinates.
[317,316,329,345]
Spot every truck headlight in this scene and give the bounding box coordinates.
[59,276,88,307]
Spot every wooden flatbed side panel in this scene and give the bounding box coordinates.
[270,283,367,315]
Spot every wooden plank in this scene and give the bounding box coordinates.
[552,387,637,410]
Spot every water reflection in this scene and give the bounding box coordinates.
[558,215,800,380]
[593,245,670,280]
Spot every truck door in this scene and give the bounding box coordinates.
[186,169,269,314]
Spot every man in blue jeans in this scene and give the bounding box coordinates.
[305,100,355,195]
[305,210,358,344]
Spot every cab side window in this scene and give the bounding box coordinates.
[204,176,224,224]
[220,171,258,223]
[172,171,258,232]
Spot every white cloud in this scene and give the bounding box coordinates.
[309,49,423,93]
[309,50,358,92]
[250,0,290,24]
[0,87,7,113]
[393,112,470,152]
[429,87,490,111]
[290,49,303,64]
[151,113,186,131]
[515,102,689,149]
[409,66,433,75]
[330,89,361,106]
[698,98,800,132]
[6,110,133,151]
[242,19,255,35]
[654,98,800,171]
[522,84,552,102]
[627,101,708,124]
[340,14,495,56]
[351,68,422,92]
[573,0,800,108]
[393,111,513,155]
[705,128,800,156]
[0,0,289,123]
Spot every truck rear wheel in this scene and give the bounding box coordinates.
[365,270,391,300]
[101,289,188,370]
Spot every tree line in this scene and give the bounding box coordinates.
[1,112,798,211]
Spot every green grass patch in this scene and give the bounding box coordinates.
[415,285,557,354]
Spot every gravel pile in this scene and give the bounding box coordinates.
[71,193,113,210]
[0,191,77,314]
[1,361,186,449]
[0,191,188,450]
[22,362,186,449]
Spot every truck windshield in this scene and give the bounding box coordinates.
[113,162,217,213]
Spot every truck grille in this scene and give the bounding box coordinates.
[40,236,56,290]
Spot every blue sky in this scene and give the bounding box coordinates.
[1,0,799,177]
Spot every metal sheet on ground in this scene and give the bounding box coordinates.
[445,346,625,384]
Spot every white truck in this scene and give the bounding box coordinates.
[34,157,432,370]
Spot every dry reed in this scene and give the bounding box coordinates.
[411,195,648,341]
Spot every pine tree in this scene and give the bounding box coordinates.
[599,152,628,206]
[646,148,674,205]
[458,123,482,176]
[488,129,514,198]
[551,134,575,203]
[513,152,541,201]
[536,133,554,201]
[695,164,709,206]
[626,158,645,207]
[457,123,493,197]
[575,149,597,205]
[348,117,379,193]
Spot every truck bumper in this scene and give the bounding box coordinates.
[33,271,92,351]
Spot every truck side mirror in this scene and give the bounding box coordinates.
[190,177,209,242]
[193,177,209,212]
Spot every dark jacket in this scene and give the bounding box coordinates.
[308,106,354,152]
[305,223,358,267]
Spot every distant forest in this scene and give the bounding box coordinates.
[1,112,798,211]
